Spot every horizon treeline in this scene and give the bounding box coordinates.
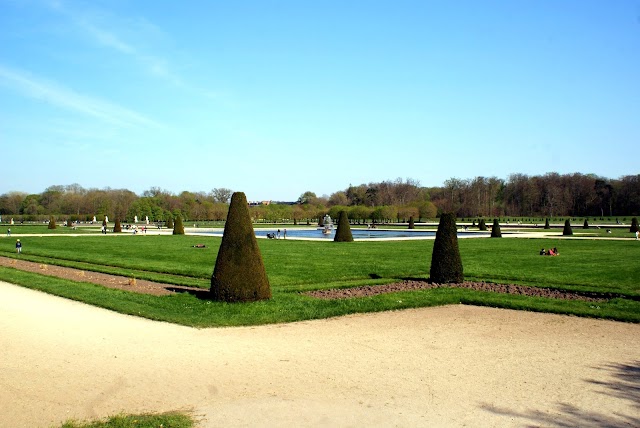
[0,173,638,223]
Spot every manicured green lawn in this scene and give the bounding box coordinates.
[60,411,193,428]
[0,233,638,326]
[3,223,101,234]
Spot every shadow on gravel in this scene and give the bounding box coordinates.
[480,360,640,428]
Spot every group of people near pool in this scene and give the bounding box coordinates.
[539,247,559,256]
[267,229,286,239]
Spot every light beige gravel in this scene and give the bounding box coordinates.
[1,281,638,428]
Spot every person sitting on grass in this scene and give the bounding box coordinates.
[539,248,546,255]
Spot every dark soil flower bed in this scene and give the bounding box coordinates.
[305,280,610,302]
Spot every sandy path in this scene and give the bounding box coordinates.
[1,282,638,428]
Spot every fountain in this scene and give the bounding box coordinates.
[320,214,334,235]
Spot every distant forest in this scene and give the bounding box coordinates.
[0,173,638,223]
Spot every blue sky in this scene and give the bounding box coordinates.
[1,0,638,201]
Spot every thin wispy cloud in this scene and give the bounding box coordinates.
[50,1,201,94]
[78,19,136,55]
[0,65,160,128]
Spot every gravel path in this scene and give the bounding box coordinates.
[1,281,638,428]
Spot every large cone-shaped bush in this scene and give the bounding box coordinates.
[630,217,639,233]
[430,213,463,283]
[562,219,573,236]
[210,192,271,302]
[408,216,415,229]
[114,218,122,233]
[490,218,502,237]
[48,216,56,229]
[173,216,185,235]
[334,210,353,242]
[544,218,550,229]
[478,218,487,231]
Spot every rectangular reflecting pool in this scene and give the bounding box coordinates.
[200,228,488,240]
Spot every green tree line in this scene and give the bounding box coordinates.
[0,173,638,223]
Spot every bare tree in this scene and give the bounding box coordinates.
[211,188,233,204]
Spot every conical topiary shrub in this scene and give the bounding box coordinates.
[173,216,184,235]
[114,218,122,233]
[491,218,502,238]
[166,217,174,229]
[563,219,573,236]
[210,192,271,302]
[544,218,550,229]
[48,216,56,229]
[478,218,487,231]
[408,216,415,229]
[430,213,463,283]
[334,210,353,242]
[583,219,589,229]
[630,217,639,233]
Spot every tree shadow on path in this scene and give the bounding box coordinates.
[480,360,640,428]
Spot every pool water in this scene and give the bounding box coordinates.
[203,228,486,240]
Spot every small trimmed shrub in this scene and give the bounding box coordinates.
[563,219,573,236]
[544,218,550,229]
[429,213,463,283]
[210,192,271,302]
[490,219,502,238]
[408,216,415,229]
[630,217,639,233]
[583,219,589,229]
[48,216,56,229]
[173,216,185,235]
[334,211,354,242]
[114,218,122,233]
[66,219,72,227]
[478,218,487,231]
